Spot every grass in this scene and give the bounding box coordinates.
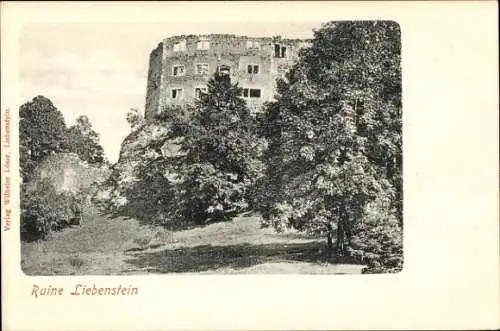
[21,209,366,275]
[68,256,85,268]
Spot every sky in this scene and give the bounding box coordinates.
[19,22,321,163]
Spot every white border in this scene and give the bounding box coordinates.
[1,1,499,330]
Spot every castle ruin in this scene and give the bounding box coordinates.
[144,34,311,120]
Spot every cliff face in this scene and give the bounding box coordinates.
[25,153,111,196]
[93,122,182,213]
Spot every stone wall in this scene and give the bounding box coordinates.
[26,153,111,195]
[145,34,311,120]
[145,43,165,120]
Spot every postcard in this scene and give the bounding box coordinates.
[1,1,498,330]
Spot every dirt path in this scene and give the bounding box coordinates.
[21,210,366,275]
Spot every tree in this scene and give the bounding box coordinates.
[173,71,265,225]
[19,96,67,182]
[64,115,106,165]
[259,21,402,265]
[126,107,145,130]
[306,20,402,225]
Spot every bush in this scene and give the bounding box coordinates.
[21,179,83,242]
[174,163,247,226]
[348,201,403,273]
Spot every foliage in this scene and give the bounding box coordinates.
[171,71,266,226]
[121,149,179,227]
[174,163,247,225]
[21,179,83,242]
[111,72,265,227]
[109,75,265,228]
[307,20,402,224]
[155,104,190,123]
[126,107,146,130]
[19,95,109,241]
[19,96,108,183]
[64,115,107,166]
[349,200,403,273]
[258,21,402,264]
[19,96,67,182]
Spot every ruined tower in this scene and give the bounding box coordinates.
[144,34,310,120]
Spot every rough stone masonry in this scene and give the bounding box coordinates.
[144,34,311,120]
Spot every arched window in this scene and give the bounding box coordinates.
[219,65,231,76]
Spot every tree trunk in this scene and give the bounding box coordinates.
[326,233,333,261]
[345,216,352,247]
[336,219,345,256]
[325,222,334,262]
[336,204,349,257]
[324,195,339,262]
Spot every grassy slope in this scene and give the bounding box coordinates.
[21,211,365,275]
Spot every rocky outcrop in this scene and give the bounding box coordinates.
[25,153,111,196]
[93,122,182,212]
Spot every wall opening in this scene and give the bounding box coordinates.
[172,65,185,76]
[242,88,262,98]
[274,44,281,57]
[246,40,260,49]
[196,63,209,75]
[219,65,231,76]
[274,44,287,58]
[173,40,186,52]
[247,65,259,74]
[197,41,210,50]
[171,88,183,99]
[195,87,208,99]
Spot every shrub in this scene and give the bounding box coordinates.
[348,201,403,273]
[20,179,83,241]
[174,163,247,226]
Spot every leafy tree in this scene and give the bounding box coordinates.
[173,71,265,225]
[64,115,107,165]
[259,21,402,266]
[19,96,67,182]
[306,20,402,224]
[19,96,109,241]
[126,107,145,130]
